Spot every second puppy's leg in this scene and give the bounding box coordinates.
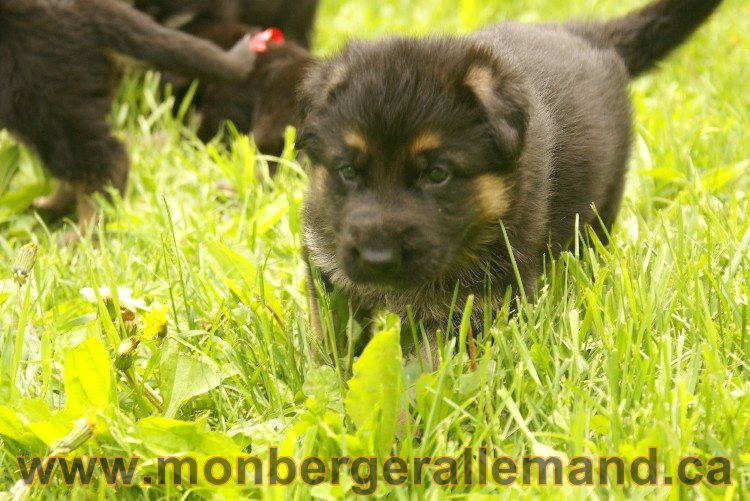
[33,182,76,219]
[34,113,129,234]
[73,133,130,235]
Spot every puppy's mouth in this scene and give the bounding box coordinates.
[345,267,421,289]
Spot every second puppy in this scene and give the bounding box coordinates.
[134,0,319,48]
[198,28,312,160]
[0,0,254,230]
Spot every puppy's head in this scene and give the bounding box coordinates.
[299,38,529,290]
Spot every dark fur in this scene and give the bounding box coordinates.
[133,0,318,146]
[197,28,312,157]
[134,0,319,48]
[298,0,724,354]
[0,0,253,227]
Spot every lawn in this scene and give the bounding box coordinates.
[1,0,748,498]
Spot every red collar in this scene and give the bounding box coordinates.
[249,28,285,53]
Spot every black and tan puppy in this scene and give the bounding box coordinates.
[198,29,313,158]
[298,0,724,356]
[0,0,253,229]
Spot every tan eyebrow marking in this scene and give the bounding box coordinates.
[343,130,368,153]
[409,132,442,156]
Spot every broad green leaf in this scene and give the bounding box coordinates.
[345,319,403,457]
[134,417,245,498]
[160,340,225,418]
[26,410,79,447]
[64,337,111,412]
[135,417,243,456]
[0,401,81,452]
[0,406,45,451]
[16,398,53,423]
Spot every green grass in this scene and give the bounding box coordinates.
[1,0,749,498]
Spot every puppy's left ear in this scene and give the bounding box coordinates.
[297,59,349,119]
[462,51,529,165]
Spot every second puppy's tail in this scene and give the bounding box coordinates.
[567,0,724,78]
[87,0,254,82]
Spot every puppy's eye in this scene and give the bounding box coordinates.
[424,166,451,185]
[338,164,359,183]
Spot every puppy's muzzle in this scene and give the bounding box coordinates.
[340,200,418,283]
[343,223,405,280]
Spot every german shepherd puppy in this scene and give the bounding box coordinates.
[197,28,312,158]
[0,0,254,229]
[298,0,724,357]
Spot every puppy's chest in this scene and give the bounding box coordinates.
[346,282,470,325]
[0,60,19,124]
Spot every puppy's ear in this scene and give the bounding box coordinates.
[462,50,529,165]
[297,59,349,119]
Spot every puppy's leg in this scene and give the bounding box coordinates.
[590,180,627,247]
[32,182,76,219]
[198,81,255,142]
[73,133,130,235]
[35,115,129,236]
[253,112,287,158]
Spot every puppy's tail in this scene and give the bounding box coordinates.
[88,0,254,82]
[567,0,723,78]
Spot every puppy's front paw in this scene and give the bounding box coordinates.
[32,184,76,219]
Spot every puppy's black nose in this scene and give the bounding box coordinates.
[359,244,401,274]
